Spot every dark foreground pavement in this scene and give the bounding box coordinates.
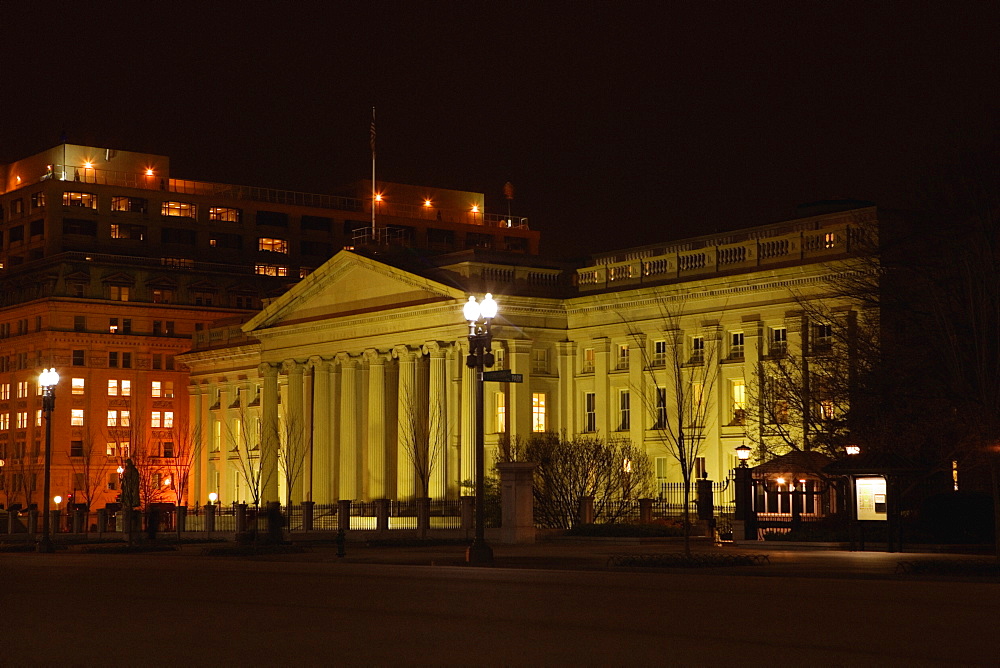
[2,541,999,666]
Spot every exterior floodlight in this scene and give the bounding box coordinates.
[846,445,861,456]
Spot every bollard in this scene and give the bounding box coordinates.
[73,508,85,534]
[205,503,216,533]
[96,509,107,535]
[302,501,314,532]
[336,528,346,557]
[176,506,187,534]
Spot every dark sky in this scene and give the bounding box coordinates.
[1,2,997,258]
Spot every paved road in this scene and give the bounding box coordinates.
[3,550,999,666]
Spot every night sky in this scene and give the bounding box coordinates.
[1,2,996,259]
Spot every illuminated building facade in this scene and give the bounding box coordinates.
[0,143,538,511]
[179,207,873,507]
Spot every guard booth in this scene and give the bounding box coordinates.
[737,450,837,540]
[824,451,918,552]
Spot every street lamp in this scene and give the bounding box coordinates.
[734,442,754,538]
[37,367,59,553]
[735,443,751,467]
[464,293,497,565]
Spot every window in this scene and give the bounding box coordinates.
[301,215,331,231]
[9,225,24,243]
[774,399,790,424]
[74,315,86,331]
[824,232,837,249]
[107,379,131,397]
[162,441,175,458]
[731,380,746,425]
[109,285,130,301]
[258,237,288,253]
[161,201,197,217]
[495,392,506,433]
[617,344,629,370]
[813,323,833,352]
[583,348,594,373]
[256,210,289,227]
[771,327,787,355]
[693,457,707,480]
[163,411,174,428]
[0,384,8,400]
[584,392,597,432]
[151,381,162,397]
[208,206,241,222]
[654,387,667,429]
[72,350,85,366]
[152,412,162,429]
[107,472,118,490]
[16,412,28,429]
[619,390,630,430]
[110,223,146,240]
[63,191,97,208]
[652,340,668,367]
[71,409,85,426]
[11,198,24,215]
[193,291,215,306]
[63,218,98,235]
[29,219,44,237]
[71,378,85,395]
[0,413,8,430]
[109,352,118,368]
[255,264,289,277]
[212,420,221,452]
[152,354,162,370]
[151,288,173,304]
[17,381,28,398]
[31,191,46,209]
[209,233,242,250]
[730,331,744,358]
[691,336,705,362]
[532,393,547,432]
[161,227,196,245]
[111,196,148,213]
[532,348,547,373]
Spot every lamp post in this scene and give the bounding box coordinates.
[37,367,59,553]
[463,293,497,565]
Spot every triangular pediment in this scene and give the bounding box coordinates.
[244,251,464,333]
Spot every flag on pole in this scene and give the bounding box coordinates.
[369,107,376,159]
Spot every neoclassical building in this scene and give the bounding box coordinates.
[179,205,874,506]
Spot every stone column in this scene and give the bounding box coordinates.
[508,339,533,437]
[329,361,342,501]
[310,357,332,504]
[188,383,205,504]
[556,341,576,434]
[283,360,306,505]
[593,337,611,435]
[394,345,418,500]
[628,332,646,446]
[338,353,359,500]
[259,363,280,504]
[460,341,476,492]
[425,341,448,500]
[364,349,388,499]
[498,462,537,544]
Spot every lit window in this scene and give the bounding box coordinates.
[111,196,148,213]
[152,411,162,429]
[212,420,221,452]
[209,207,241,222]
[495,392,506,433]
[164,411,174,428]
[255,264,289,277]
[71,409,85,426]
[62,192,98,208]
[258,237,289,254]
[72,378,85,395]
[0,384,9,400]
[0,413,8,429]
[151,381,161,397]
[161,201,197,217]
[109,285,130,302]
[151,289,174,304]
[583,348,594,373]
[532,393,546,432]
[824,232,836,249]
[584,392,597,432]
[16,381,28,398]
[617,344,629,370]
[16,412,28,429]
[689,381,704,424]
[731,380,746,425]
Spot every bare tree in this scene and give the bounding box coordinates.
[226,405,278,510]
[515,432,653,529]
[163,417,202,508]
[68,426,113,511]
[398,387,444,500]
[277,411,308,506]
[626,298,720,555]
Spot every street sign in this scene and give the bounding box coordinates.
[482,370,523,383]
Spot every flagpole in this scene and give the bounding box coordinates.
[370,106,376,238]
